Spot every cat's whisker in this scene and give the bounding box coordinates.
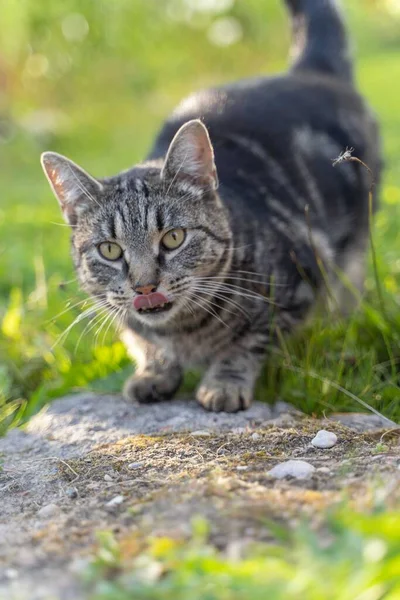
[58,276,79,286]
[230,269,291,282]
[195,275,288,290]
[190,285,251,320]
[74,306,111,353]
[53,307,98,349]
[101,306,124,346]
[53,300,110,349]
[192,279,279,306]
[93,308,119,349]
[74,307,111,352]
[50,221,77,228]
[115,307,128,331]
[191,290,242,319]
[194,271,291,287]
[187,294,230,329]
[180,296,195,317]
[48,297,107,323]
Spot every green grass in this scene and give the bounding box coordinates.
[85,511,400,599]
[1,0,400,431]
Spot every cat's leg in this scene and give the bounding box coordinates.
[121,329,182,404]
[196,335,266,413]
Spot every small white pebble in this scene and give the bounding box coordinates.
[5,569,18,580]
[106,495,124,507]
[104,474,113,482]
[191,430,211,437]
[37,503,60,519]
[268,460,315,480]
[251,432,261,441]
[236,466,248,471]
[311,430,338,449]
[128,462,143,470]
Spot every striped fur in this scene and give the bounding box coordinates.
[41,0,381,412]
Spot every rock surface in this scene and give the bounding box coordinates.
[0,392,398,600]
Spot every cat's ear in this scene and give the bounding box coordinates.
[161,119,218,191]
[40,152,103,225]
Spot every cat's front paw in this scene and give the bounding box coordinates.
[196,381,252,413]
[123,365,182,404]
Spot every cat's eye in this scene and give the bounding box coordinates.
[98,241,123,261]
[161,228,186,250]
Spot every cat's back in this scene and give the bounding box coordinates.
[149,69,380,228]
[148,0,381,171]
[150,71,377,165]
[148,0,381,233]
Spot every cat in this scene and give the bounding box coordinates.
[41,0,381,413]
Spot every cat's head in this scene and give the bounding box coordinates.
[41,120,232,326]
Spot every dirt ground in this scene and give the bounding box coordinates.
[0,393,399,600]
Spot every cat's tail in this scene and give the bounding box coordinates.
[284,0,353,83]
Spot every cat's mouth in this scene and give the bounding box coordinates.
[133,292,173,315]
[137,302,173,314]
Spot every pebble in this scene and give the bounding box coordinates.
[251,432,261,441]
[311,430,338,449]
[317,466,331,474]
[128,462,143,470]
[37,503,60,519]
[191,430,211,437]
[106,495,124,507]
[268,460,316,480]
[104,474,113,482]
[5,569,18,580]
[66,487,78,499]
[236,466,248,471]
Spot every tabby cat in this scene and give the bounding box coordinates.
[41,0,381,412]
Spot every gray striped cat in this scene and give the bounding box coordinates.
[41,0,381,412]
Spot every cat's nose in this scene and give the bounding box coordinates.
[134,283,157,295]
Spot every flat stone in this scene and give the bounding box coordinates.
[190,430,211,437]
[37,503,60,519]
[311,430,338,449]
[268,460,316,480]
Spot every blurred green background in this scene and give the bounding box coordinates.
[1,0,400,432]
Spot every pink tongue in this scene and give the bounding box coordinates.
[133,292,169,311]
